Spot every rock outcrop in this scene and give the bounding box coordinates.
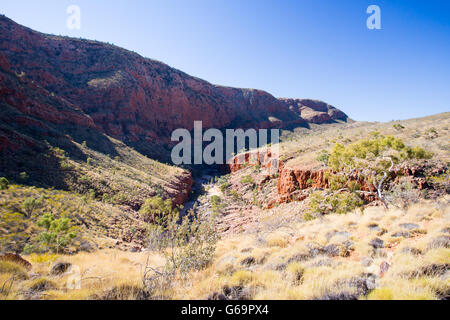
[226,147,446,207]
[279,98,348,124]
[165,170,194,206]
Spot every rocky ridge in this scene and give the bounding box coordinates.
[0,15,348,159]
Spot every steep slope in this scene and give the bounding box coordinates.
[0,15,348,160]
[0,19,193,208]
[0,15,350,253]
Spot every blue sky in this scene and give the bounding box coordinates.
[1,0,449,121]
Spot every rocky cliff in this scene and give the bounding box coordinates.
[225,148,447,208]
[0,15,348,159]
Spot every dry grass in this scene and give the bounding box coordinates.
[2,196,448,300]
[1,113,448,300]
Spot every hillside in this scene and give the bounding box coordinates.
[0,15,448,301]
[1,114,448,300]
[186,113,450,235]
[0,15,347,161]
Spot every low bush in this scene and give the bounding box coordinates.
[143,197,219,297]
[0,177,9,190]
[25,214,78,254]
[240,175,255,185]
[308,191,363,218]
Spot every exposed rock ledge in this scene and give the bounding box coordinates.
[226,150,446,208]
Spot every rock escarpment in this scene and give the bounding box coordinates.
[279,99,348,124]
[0,15,349,208]
[0,15,348,157]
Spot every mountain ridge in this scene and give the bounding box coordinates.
[0,15,348,160]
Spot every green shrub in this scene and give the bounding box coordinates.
[23,197,43,218]
[210,195,222,206]
[112,192,128,205]
[0,177,9,190]
[60,160,73,170]
[347,180,361,192]
[328,135,432,171]
[139,196,175,224]
[210,195,223,214]
[317,150,330,166]
[325,135,433,204]
[424,127,438,140]
[308,191,363,218]
[34,214,77,254]
[87,189,96,200]
[240,175,255,185]
[231,190,241,201]
[102,193,111,203]
[403,146,433,160]
[329,175,347,191]
[219,181,231,193]
[144,202,219,296]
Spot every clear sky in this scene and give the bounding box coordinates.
[1,0,449,121]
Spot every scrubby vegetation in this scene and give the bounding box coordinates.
[2,197,447,300]
[240,175,255,185]
[0,113,448,300]
[307,191,364,220]
[142,196,219,298]
[0,177,9,190]
[327,135,432,171]
[0,184,148,253]
[28,214,77,254]
[139,196,176,224]
[305,135,435,213]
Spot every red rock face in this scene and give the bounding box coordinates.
[226,149,272,172]
[277,167,330,194]
[0,16,348,152]
[165,170,194,206]
[279,98,348,124]
[227,149,443,207]
[0,49,96,152]
[276,166,378,196]
[0,16,351,207]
